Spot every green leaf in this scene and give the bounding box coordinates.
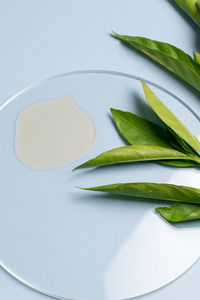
[159,159,199,167]
[174,0,200,27]
[166,126,198,156]
[112,32,200,92]
[156,203,200,222]
[110,108,171,147]
[142,81,200,154]
[74,145,198,170]
[196,0,200,13]
[110,108,198,167]
[79,182,200,205]
[193,51,200,64]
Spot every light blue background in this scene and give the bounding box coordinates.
[1,0,200,299]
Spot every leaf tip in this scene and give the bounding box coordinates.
[111,31,121,39]
[155,207,162,214]
[76,186,92,191]
[110,107,117,115]
[72,165,82,171]
[140,80,148,89]
[76,186,85,190]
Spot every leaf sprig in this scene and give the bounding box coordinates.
[79,182,200,222]
[75,83,200,222]
[74,82,200,170]
[75,1,200,223]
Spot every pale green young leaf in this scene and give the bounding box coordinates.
[142,81,200,154]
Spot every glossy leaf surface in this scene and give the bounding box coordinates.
[74,145,197,170]
[113,32,200,92]
[110,108,171,147]
[80,182,200,205]
[156,203,200,222]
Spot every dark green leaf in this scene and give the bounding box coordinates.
[110,108,171,147]
[79,182,200,205]
[156,203,200,222]
[112,32,200,92]
[174,0,200,27]
[196,0,200,13]
[142,81,200,153]
[74,145,198,170]
[159,159,199,167]
[166,126,198,155]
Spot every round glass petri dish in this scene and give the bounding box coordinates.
[0,70,200,300]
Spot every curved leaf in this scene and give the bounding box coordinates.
[174,0,200,27]
[156,203,200,222]
[80,182,200,205]
[112,32,200,92]
[142,82,200,153]
[74,145,198,170]
[110,108,171,147]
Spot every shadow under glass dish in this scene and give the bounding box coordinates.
[0,70,200,300]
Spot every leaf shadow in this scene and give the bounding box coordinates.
[73,187,200,228]
[130,91,165,128]
[172,218,200,229]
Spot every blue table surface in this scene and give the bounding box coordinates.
[1,0,200,299]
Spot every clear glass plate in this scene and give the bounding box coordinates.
[0,70,200,300]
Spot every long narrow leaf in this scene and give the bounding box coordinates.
[174,0,200,27]
[156,203,200,222]
[74,145,198,170]
[112,32,200,92]
[142,81,200,153]
[79,182,200,205]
